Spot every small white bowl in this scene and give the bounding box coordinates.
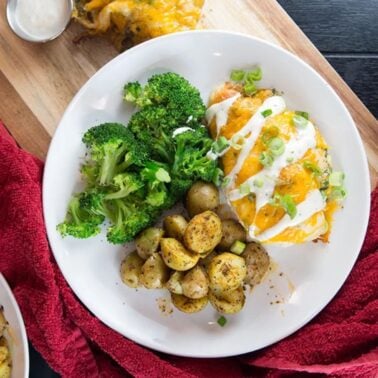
[6,0,73,43]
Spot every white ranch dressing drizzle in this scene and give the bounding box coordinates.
[228,119,317,212]
[15,0,71,40]
[225,96,286,186]
[205,93,241,138]
[172,127,194,137]
[252,189,326,241]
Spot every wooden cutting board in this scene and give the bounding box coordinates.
[0,0,377,187]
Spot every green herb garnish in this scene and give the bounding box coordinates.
[259,151,274,167]
[246,67,262,82]
[217,316,227,327]
[270,194,297,219]
[303,161,321,176]
[239,182,251,195]
[329,171,345,187]
[230,69,246,82]
[295,111,309,120]
[244,82,257,96]
[329,186,347,201]
[268,137,285,157]
[212,136,229,154]
[292,114,308,129]
[261,109,273,118]
[254,178,264,188]
[230,240,246,255]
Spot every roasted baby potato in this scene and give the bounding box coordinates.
[171,293,208,313]
[161,238,199,271]
[135,227,164,260]
[163,215,188,241]
[139,253,169,289]
[184,211,222,254]
[215,204,238,221]
[208,252,247,294]
[242,242,270,286]
[209,286,245,314]
[199,251,217,269]
[186,182,220,217]
[120,251,145,288]
[166,271,185,294]
[182,266,209,299]
[217,219,247,251]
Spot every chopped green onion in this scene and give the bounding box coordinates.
[254,178,264,188]
[261,109,273,118]
[230,69,245,82]
[244,82,257,96]
[261,126,279,145]
[292,114,308,129]
[268,137,285,157]
[230,134,246,150]
[217,316,227,327]
[221,177,231,188]
[295,111,309,120]
[212,168,224,187]
[320,189,328,200]
[280,194,297,219]
[270,194,297,219]
[329,186,347,201]
[246,67,262,82]
[303,161,321,176]
[286,157,294,163]
[259,151,274,167]
[230,240,246,255]
[329,171,345,187]
[212,136,229,154]
[239,182,251,195]
[156,168,171,183]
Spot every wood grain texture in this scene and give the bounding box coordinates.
[326,56,378,118]
[0,0,376,187]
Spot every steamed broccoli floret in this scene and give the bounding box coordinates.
[83,123,148,185]
[57,192,106,239]
[105,172,144,200]
[124,73,206,161]
[172,128,218,182]
[106,199,154,244]
[141,161,172,207]
[124,73,205,121]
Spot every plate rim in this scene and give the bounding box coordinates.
[42,30,371,358]
[0,273,30,377]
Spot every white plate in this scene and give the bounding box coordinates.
[43,31,370,357]
[0,274,29,378]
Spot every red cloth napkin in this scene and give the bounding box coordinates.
[0,121,377,378]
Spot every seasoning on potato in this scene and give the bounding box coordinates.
[118,181,272,318]
[161,238,199,271]
[120,251,145,288]
[166,271,185,295]
[163,215,188,241]
[242,242,270,286]
[135,227,164,260]
[209,286,246,314]
[184,211,222,254]
[186,181,220,217]
[218,219,247,251]
[182,266,209,299]
[208,252,247,294]
[139,253,169,289]
[171,293,208,313]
